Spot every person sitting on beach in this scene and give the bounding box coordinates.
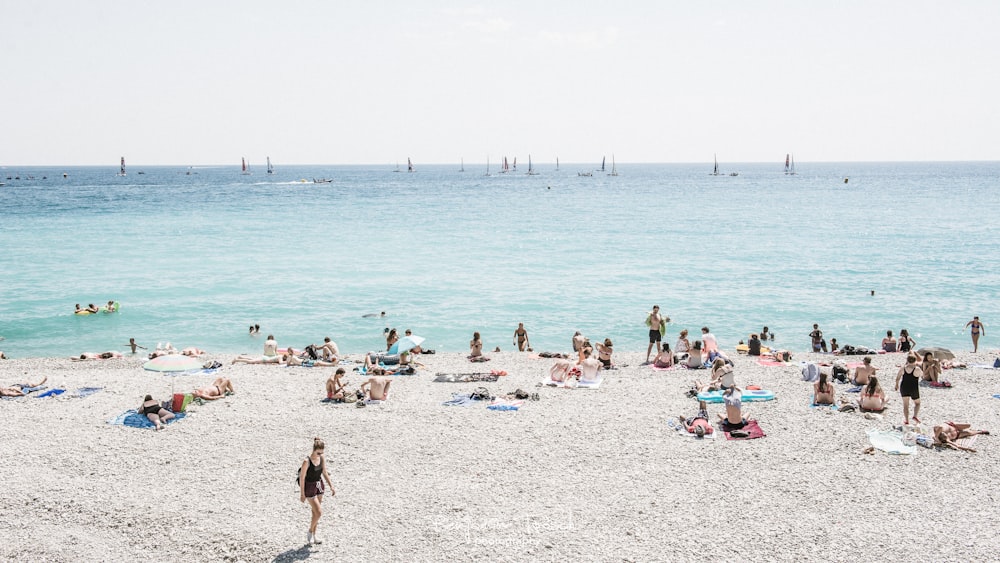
[653,342,674,369]
[675,330,691,358]
[716,387,747,429]
[577,347,602,382]
[231,354,281,365]
[403,329,424,354]
[314,337,340,362]
[549,359,575,382]
[469,332,484,359]
[386,328,399,352]
[898,329,915,353]
[0,351,6,360]
[572,331,585,353]
[0,376,47,397]
[933,422,990,452]
[829,338,840,353]
[814,372,836,405]
[594,338,614,369]
[326,368,347,401]
[85,303,100,314]
[852,356,877,385]
[71,351,122,361]
[695,358,735,393]
[678,401,715,437]
[882,330,898,353]
[181,347,206,357]
[858,376,889,412]
[701,327,719,357]
[124,338,147,354]
[263,335,278,358]
[361,374,391,401]
[139,394,175,430]
[921,352,942,383]
[192,377,234,400]
[686,340,705,368]
[747,333,762,356]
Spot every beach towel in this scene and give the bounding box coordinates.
[576,377,603,389]
[722,419,765,440]
[846,386,863,393]
[867,429,916,455]
[650,364,675,371]
[955,434,980,450]
[971,364,997,370]
[434,373,499,383]
[107,409,186,429]
[35,389,66,398]
[73,387,103,398]
[757,358,787,367]
[19,384,47,393]
[487,398,524,411]
[846,362,865,369]
[442,393,479,407]
[667,419,717,439]
[810,397,838,409]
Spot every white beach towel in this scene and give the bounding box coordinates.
[667,419,717,439]
[867,429,916,455]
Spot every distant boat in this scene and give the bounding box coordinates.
[789,154,797,175]
[784,154,791,175]
[460,158,465,172]
[501,157,509,174]
[266,156,274,175]
[117,157,126,177]
[485,156,491,177]
[407,158,414,173]
[556,157,559,171]
[394,161,400,173]
[313,178,332,184]
[710,154,721,176]
[578,171,593,177]
[608,154,618,177]
[512,157,517,172]
[526,155,538,175]
[599,156,605,173]
[241,157,251,175]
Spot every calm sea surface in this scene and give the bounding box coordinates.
[1,161,997,358]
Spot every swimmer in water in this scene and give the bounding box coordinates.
[362,311,387,318]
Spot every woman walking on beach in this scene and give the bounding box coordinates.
[299,438,335,546]
[965,316,984,353]
[894,354,923,425]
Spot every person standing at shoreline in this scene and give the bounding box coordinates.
[809,324,827,353]
[645,305,668,364]
[513,323,531,352]
[123,338,146,354]
[965,316,985,353]
[299,438,335,546]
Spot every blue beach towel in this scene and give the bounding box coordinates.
[442,394,478,407]
[35,389,66,398]
[847,386,863,393]
[74,387,103,398]
[810,398,838,409]
[20,384,47,394]
[107,409,186,429]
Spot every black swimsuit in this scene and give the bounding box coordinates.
[142,403,161,415]
[899,366,920,399]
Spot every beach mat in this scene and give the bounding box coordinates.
[650,365,675,371]
[487,398,524,411]
[810,398,838,410]
[107,409,186,430]
[722,419,765,440]
[867,429,916,455]
[756,359,787,367]
[576,377,603,389]
[955,434,980,450]
[35,389,66,398]
[442,394,480,407]
[434,373,499,383]
[698,389,775,403]
[73,387,103,398]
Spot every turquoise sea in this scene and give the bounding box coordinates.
[1,161,997,358]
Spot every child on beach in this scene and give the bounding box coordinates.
[124,338,146,354]
[298,438,335,546]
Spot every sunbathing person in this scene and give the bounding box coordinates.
[813,372,835,405]
[594,338,614,369]
[231,354,281,365]
[139,394,175,430]
[326,368,347,401]
[577,347,602,382]
[921,352,942,383]
[192,378,234,400]
[361,374,391,401]
[283,352,337,368]
[933,422,989,452]
[852,356,877,385]
[653,342,674,368]
[181,347,206,357]
[858,376,889,412]
[716,387,747,429]
[469,332,484,359]
[71,351,122,361]
[364,351,401,371]
[313,337,340,362]
[677,400,715,437]
[0,376,47,397]
[685,340,705,368]
[549,359,575,382]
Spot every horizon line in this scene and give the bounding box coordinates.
[3,159,999,168]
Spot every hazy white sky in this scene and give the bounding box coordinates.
[3,1,998,165]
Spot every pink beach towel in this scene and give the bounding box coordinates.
[846,362,865,368]
[650,364,675,371]
[722,420,766,440]
[756,359,786,367]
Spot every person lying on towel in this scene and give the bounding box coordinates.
[0,376,47,397]
[678,401,714,437]
[193,377,235,400]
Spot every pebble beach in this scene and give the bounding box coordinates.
[2,348,998,562]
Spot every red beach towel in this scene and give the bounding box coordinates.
[722,419,766,440]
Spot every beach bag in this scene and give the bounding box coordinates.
[994,358,1000,368]
[802,363,820,382]
[470,387,492,401]
[304,345,319,360]
[832,364,849,383]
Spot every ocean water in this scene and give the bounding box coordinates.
[1,161,998,358]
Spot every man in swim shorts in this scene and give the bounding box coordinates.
[645,305,667,364]
[361,375,391,401]
[678,401,714,437]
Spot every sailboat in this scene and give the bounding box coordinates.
[526,155,538,175]
[241,157,251,175]
[710,154,721,176]
[512,157,517,172]
[789,154,797,175]
[266,157,274,175]
[460,158,465,172]
[484,157,491,177]
[608,154,618,177]
[784,154,790,175]
[407,158,414,173]
[117,157,126,177]
[599,156,606,173]
[556,157,559,171]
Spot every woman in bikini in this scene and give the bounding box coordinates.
[965,316,984,353]
[674,330,691,360]
[858,376,889,412]
[193,378,234,400]
[921,352,942,383]
[594,338,614,369]
[894,354,923,425]
[813,371,835,405]
[652,342,674,369]
[933,422,990,452]
[139,394,175,430]
[386,328,399,352]
[897,329,915,353]
[299,438,335,546]
[469,332,483,359]
[685,340,705,369]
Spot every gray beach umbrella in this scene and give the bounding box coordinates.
[915,347,955,361]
